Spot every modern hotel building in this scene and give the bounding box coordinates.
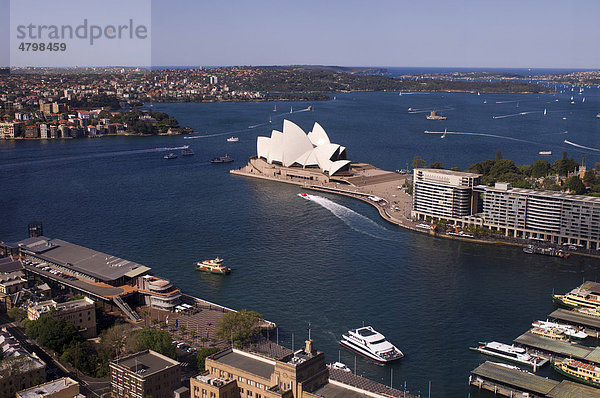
[412,168,600,249]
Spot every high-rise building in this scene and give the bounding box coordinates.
[411,168,482,221]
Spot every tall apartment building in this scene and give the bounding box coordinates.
[27,297,97,338]
[479,183,600,249]
[109,350,181,398]
[411,168,482,221]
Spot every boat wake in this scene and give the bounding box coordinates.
[0,146,192,169]
[564,140,600,152]
[184,107,311,139]
[298,194,395,241]
[424,130,537,144]
[492,111,539,119]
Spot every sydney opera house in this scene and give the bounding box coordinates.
[256,120,351,176]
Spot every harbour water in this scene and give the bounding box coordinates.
[2,88,600,396]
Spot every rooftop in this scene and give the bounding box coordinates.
[212,349,275,380]
[111,350,180,377]
[16,236,150,282]
[16,377,80,398]
[414,168,482,178]
[0,257,23,274]
[471,361,557,395]
[549,308,600,330]
[483,185,600,203]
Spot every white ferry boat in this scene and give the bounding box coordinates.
[469,341,548,368]
[532,320,587,339]
[339,326,403,364]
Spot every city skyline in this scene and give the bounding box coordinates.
[1,0,600,69]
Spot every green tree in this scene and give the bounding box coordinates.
[215,309,262,348]
[553,154,578,176]
[7,307,26,322]
[531,160,552,178]
[132,328,176,359]
[196,347,220,372]
[583,170,598,186]
[24,316,82,354]
[61,342,101,377]
[428,161,443,169]
[565,176,586,195]
[411,155,426,169]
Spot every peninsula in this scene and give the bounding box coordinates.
[232,120,600,258]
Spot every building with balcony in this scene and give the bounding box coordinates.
[478,183,600,249]
[109,350,181,398]
[137,275,182,311]
[411,168,482,221]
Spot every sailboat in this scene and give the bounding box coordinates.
[441,128,447,139]
[544,108,547,116]
[583,97,586,103]
[483,100,487,104]
[290,106,293,113]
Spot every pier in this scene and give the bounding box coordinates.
[513,331,600,364]
[470,361,600,397]
[548,308,600,337]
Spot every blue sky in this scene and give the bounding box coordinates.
[1,0,600,68]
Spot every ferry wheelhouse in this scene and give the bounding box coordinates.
[552,358,600,388]
[339,326,403,364]
[553,281,600,309]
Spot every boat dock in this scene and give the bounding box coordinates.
[513,331,600,364]
[548,308,600,337]
[470,361,600,397]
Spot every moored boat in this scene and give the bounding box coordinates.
[469,341,548,369]
[532,320,587,339]
[327,362,351,372]
[529,327,568,341]
[339,326,403,364]
[552,358,600,388]
[553,281,600,309]
[164,153,178,159]
[196,257,231,275]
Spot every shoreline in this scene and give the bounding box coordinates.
[231,165,600,260]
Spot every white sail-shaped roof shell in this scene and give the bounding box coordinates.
[308,122,330,146]
[256,120,350,176]
[281,120,314,167]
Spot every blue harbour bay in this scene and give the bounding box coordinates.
[2,86,600,396]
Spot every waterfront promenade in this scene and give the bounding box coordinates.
[231,159,600,258]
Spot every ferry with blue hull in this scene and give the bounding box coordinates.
[339,326,403,364]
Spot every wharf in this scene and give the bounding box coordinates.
[470,361,600,398]
[513,332,600,364]
[548,308,600,336]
